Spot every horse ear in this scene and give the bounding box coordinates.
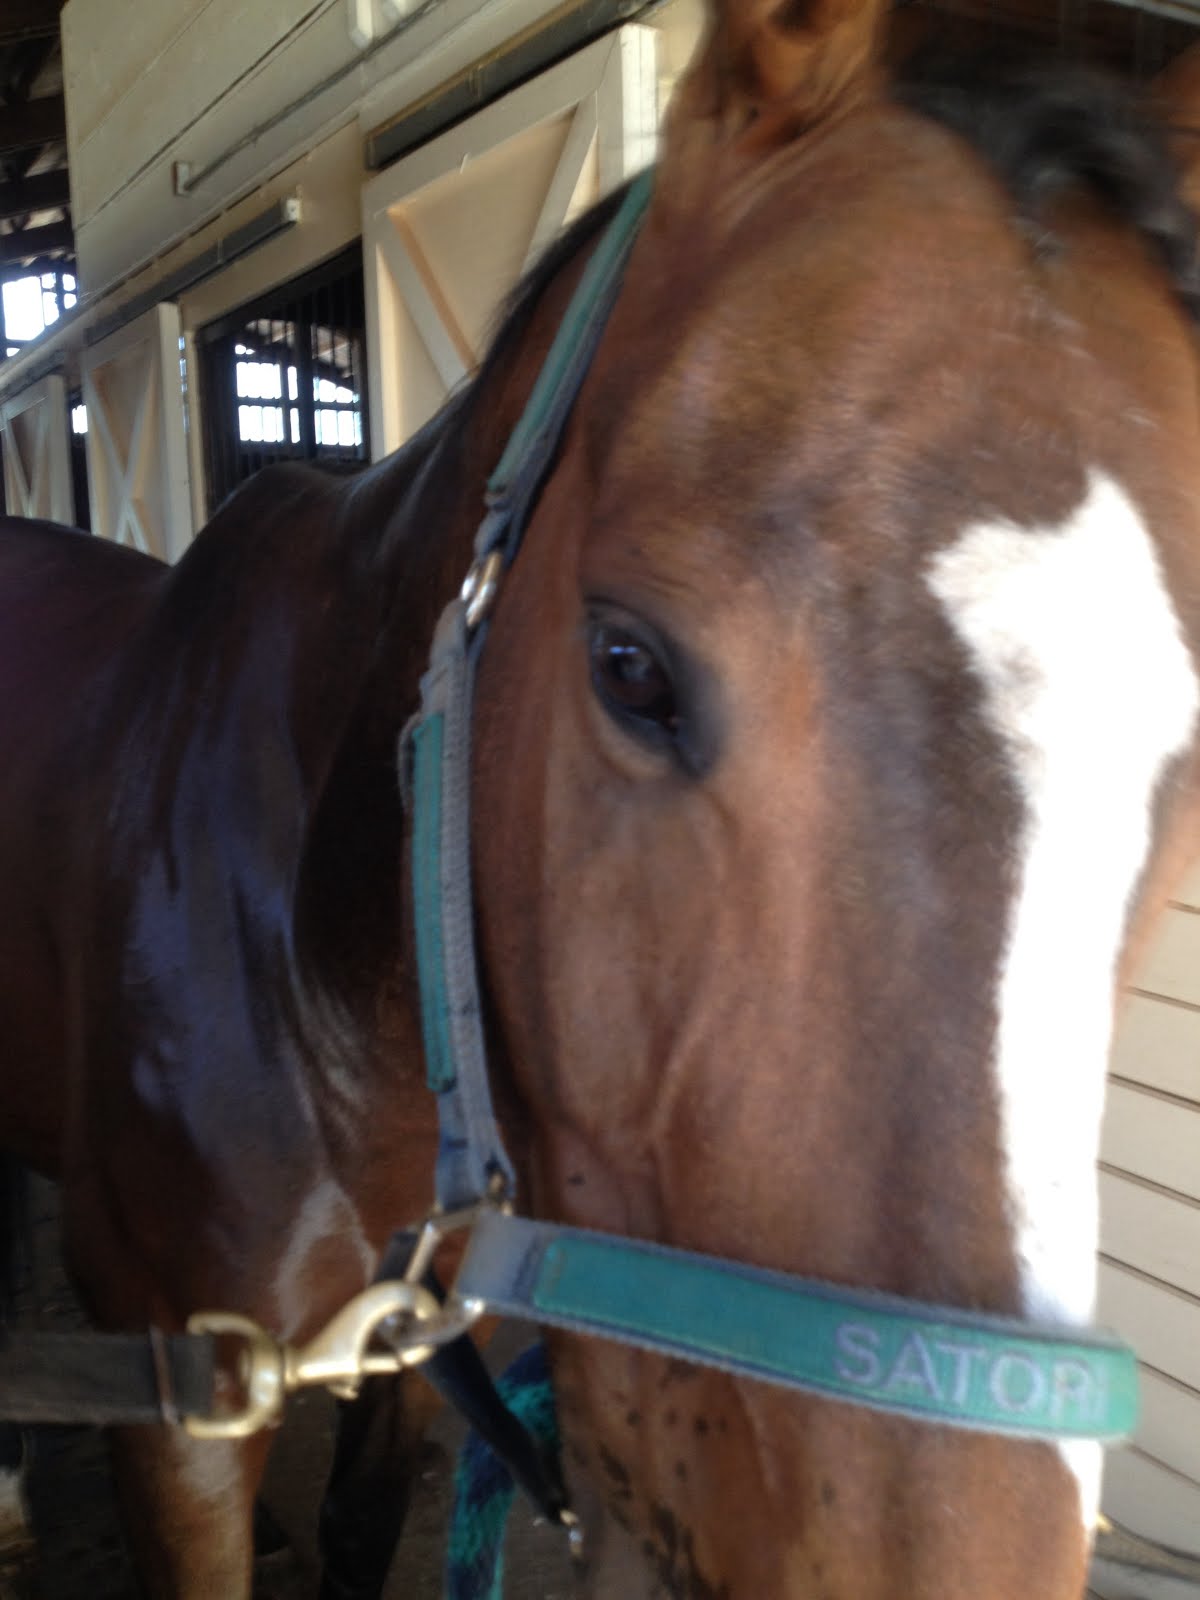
[1153,46,1200,215]
[664,0,887,156]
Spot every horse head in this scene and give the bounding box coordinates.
[460,2,1200,1594]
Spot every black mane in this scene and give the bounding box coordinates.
[897,56,1200,316]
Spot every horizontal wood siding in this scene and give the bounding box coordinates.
[1099,878,1200,1569]
[1091,1565,1200,1600]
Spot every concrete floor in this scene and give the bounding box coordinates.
[0,1179,575,1599]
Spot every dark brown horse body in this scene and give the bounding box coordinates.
[2,2,1200,1595]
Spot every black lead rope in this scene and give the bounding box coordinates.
[375,1230,567,1526]
[0,1327,215,1427]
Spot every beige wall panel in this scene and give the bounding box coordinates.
[364,30,658,456]
[1102,1084,1200,1201]
[1091,1560,1200,1598]
[1099,1173,1200,1298]
[66,0,323,226]
[1111,995,1200,1102]
[1097,1267,1200,1558]
[1132,1371,1200,1493]
[1102,1449,1200,1556]
[0,376,74,525]
[1099,1266,1200,1394]
[83,305,192,563]
[1132,906,1200,1007]
[1175,853,1200,910]
[655,0,705,97]
[64,0,219,144]
[179,129,364,332]
[402,115,573,368]
[65,0,574,294]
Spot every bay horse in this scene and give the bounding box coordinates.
[2,0,1200,1593]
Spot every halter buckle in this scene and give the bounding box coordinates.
[461,549,503,630]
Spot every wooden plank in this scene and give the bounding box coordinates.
[1174,855,1200,912]
[0,170,70,222]
[363,36,616,208]
[0,0,63,45]
[1134,908,1200,1008]
[0,96,66,157]
[1098,1265,1200,1394]
[1100,1173,1200,1298]
[523,93,597,272]
[1135,1370,1200,1491]
[1102,1084,1200,1201]
[347,0,375,48]
[0,221,72,265]
[2,415,31,514]
[0,255,73,287]
[1103,1449,1200,1558]
[1112,994,1200,1102]
[0,374,73,524]
[377,214,471,391]
[1090,1560,1200,1599]
[596,25,659,190]
[1094,1520,1200,1595]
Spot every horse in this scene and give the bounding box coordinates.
[2,0,1200,1591]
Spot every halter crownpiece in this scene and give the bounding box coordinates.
[402,165,1139,1453]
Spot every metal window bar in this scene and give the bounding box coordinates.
[198,244,369,516]
[67,387,91,533]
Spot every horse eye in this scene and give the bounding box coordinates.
[588,620,679,737]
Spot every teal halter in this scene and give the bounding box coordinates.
[402,167,1138,1461]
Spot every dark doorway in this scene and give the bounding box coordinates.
[198,244,370,516]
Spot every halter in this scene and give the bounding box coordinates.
[402,168,1138,1467]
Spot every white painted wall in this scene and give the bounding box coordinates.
[0,376,74,526]
[1097,855,1200,1570]
[61,0,598,296]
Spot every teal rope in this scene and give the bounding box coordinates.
[445,1345,561,1600]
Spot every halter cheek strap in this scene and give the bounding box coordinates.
[405,170,657,1212]
[401,165,1139,1453]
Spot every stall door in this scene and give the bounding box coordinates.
[81,303,192,561]
[1,374,74,525]
[364,27,657,455]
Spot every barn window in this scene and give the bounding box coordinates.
[197,244,369,515]
[0,267,76,359]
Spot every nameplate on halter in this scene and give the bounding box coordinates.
[831,1321,1110,1433]
[454,1212,1139,1444]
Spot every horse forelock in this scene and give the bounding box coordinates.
[897,55,1200,319]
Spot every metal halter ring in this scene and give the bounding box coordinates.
[461,549,503,630]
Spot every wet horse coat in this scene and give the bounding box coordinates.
[3,1,1200,1593]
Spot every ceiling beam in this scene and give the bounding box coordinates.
[0,218,71,263]
[0,252,72,286]
[0,2,63,47]
[0,167,67,219]
[0,95,65,157]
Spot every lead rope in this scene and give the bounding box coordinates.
[445,1345,560,1600]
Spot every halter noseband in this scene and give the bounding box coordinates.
[402,168,1138,1462]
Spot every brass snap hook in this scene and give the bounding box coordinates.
[184,1280,447,1440]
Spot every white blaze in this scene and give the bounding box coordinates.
[927,473,1199,1525]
